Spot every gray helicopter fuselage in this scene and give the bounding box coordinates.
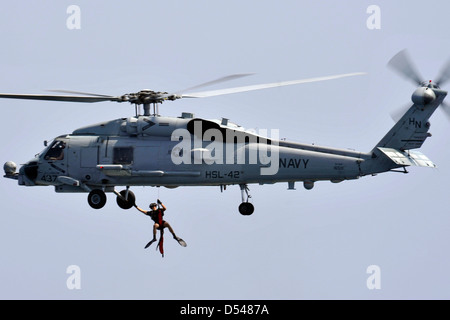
[16,114,369,192]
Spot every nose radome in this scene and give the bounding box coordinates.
[3,161,17,175]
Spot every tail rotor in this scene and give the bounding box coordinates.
[387,49,450,121]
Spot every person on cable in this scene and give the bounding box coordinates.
[134,199,187,248]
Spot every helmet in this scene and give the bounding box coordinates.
[149,203,158,209]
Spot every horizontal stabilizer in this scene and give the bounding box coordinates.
[377,147,436,168]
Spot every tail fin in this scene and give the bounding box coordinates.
[371,88,447,152]
[365,88,446,174]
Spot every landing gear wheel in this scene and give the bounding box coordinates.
[238,184,254,215]
[116,190,136,209]
[239,202,254,216]
[88,189,107,209]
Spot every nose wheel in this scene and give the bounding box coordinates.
[239,184,254,215]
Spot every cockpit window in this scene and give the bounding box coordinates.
[44,140,66,160]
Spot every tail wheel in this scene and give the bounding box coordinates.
[239,202,254,216]
[88,189,107,209]
[116,190,136,210]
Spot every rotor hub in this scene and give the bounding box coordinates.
[420,80,440,89]
[120,90,169,105]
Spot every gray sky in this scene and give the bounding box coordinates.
[1,0,450,299]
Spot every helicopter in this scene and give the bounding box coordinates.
[2,50,449,215]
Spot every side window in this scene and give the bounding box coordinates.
[44,141,66,160]
[113,147,134,164]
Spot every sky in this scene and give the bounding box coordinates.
[1,1,450,300]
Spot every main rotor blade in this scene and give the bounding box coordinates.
[0,93,119,103]
[47,90,116,98]
[387,49,423,85]
[181,72,366,98]
[173,73,255,95]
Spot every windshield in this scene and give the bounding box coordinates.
[44,140,66,160]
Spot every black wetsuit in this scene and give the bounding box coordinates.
[145,208,166,229]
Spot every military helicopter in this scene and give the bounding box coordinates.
[2,50,449,215]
